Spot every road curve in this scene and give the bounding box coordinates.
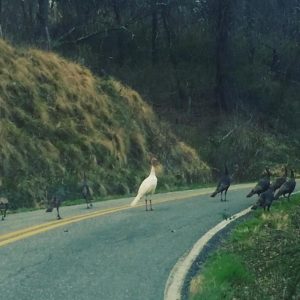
[0,183,294,300]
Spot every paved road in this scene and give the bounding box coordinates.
[0,183,298,300]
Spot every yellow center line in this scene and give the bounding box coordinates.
[0,204,129,241]
[0,205,130,247]
[0,183,254,248]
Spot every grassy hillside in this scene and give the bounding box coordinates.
[0,40,210,209]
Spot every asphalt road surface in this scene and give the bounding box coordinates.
[0,183,298,300]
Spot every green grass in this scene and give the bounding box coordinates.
[189,195,300,300]
[190,254,254,300]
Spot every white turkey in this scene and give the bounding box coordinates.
[130,158,159,211]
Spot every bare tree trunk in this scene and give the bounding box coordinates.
[28,0,36,42]
[112,0,124,66]
[20,0,27,26]
[161,4,186,110]
[278,46,300,104]
[214,0,231,113]
[245,0,255,64]
[20,0,35,42]
[0,0,3,38]
[186,81,192,115]
[37,0,51,50]
[151,1,158,65]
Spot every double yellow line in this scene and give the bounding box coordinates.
[0,183,254,248]
[0,204,130,248]
[0,191,200,248]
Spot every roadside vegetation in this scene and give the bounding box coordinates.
[1,1,300,209]
[0,40,210,209]
[189,195,300,300]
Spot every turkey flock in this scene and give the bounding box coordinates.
[130,161,297,213]
[210,165,296,212]
[45,175,94,220]
[248,167,296,211]
[0,160,297,221]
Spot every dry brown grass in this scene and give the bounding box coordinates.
[0,39,211,208]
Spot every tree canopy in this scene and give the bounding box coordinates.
[1,0,300,184]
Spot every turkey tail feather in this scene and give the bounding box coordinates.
[274,190,280,200]
[210,191,217,197]
[130,194,142,207]
[247,191,254,197]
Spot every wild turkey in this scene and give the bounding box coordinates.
[130,157,158,211]
[82,173,93,209]
[251,187,275,211]
[210,165,231,201]
[274,169,296,200]
[270,166,287,192]
[46,195,62,220]
[247,168,271,197]
[0,197,9,220]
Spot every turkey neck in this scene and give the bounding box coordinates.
[150,165,156,176]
